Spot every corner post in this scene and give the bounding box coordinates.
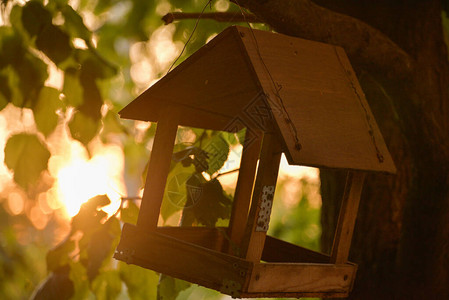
[137,107,179,230]
[330,171,366,264]
[239,133,282,262]
[226,131,263,255]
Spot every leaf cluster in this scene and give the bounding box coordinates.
[31,194,160,300]
[161,129,242,227]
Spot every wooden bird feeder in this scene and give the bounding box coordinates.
[114,26,396,298]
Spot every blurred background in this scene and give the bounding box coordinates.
[0,0,321,299]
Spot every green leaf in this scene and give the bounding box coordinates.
[100,109,127,142]
[69,261,90,300]
[71,195,110,233]
[91,270,122,300]
[158,275,191,300]
[124,0,156,40]
[12,52,48,108]
[0,73,10,111]
[4,133,51,189]
[123,138,150,190]
[120,201,139,224]
[160,163,195,222]
[79,73,103,120]
[33,86,62,137]
[31,266,74,300]
[68,111,100,145]
[21,1,52,37]
[0,27,24,68]
[119,262,158,300]
[77,50,117,79]
[189,177,232,227]
[85,225,114,281]
[94,0,119,14]
[84,194,111,209]
[46,239,76,273]
[61,5,92,41]
[36,24,72,65]
[203,133,230,175]
[63,70,83,107]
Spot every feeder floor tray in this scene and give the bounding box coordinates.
[114,224,357,298]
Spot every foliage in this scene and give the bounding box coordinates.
[0,0,320,299]
[0,208,47,299]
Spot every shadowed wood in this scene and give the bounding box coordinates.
[262,235,330,263]
[236,26,396,173]
[137,107,178,229]
[119,27,261,125]
[115,224,252,292]
[156,227,226,252]
[240,133,282,262]
[331,171,366,264]
[239,291,349,298]
[174,104,233,131]
[226,132,263,255]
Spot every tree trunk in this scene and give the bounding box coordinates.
[238,0,449,298]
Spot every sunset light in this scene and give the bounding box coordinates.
[52,142,125,217]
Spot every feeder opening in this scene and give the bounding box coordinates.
[264,159,323,260]
[157,125,247,228]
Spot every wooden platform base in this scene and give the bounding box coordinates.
[114,224,357,298]
[114,224,356,298]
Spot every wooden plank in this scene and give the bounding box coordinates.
[239,290,349,298]
[331,171,366,264]
[226,132,263,255]
[333,46,396,173]
[119,26,261,125]
[246,262,356,295]
[156,227,225,252]
[115,224,252,293]
[237,26,396,173]
[240,133,282,262]
[175,103,233,132]
[137,107,178,229]
[262,235,330,263]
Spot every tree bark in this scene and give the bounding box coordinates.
[237,0,449,298]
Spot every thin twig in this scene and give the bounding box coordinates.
[215,168,240,178]
[162,12,261,25]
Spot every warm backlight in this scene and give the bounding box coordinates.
[52,141,125,218]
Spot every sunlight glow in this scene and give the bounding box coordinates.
[8,192,24,215]
[52,142,125,217]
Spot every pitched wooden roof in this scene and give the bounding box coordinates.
[119,26,396,173]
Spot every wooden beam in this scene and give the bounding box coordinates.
[262,235,330,263]
[137,107,179,229]
[226,132,263,255]
[330,171,366,264]
[246,262,356,295]
[239,133,282,262]
[115,224,252,294]
[156,227,225,252]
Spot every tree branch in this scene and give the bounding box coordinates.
[231,0,413,78]
[162,12,261,25]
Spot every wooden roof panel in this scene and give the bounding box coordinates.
[119,26,261,123]
[236,27,395,173]
[119,26,395,173]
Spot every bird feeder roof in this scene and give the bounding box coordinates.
[119,26,396,173]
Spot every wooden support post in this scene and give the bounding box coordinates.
[330,171,366,264]
[239,133,282,262]
[137,107,178,229]
[226,131,263,255]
